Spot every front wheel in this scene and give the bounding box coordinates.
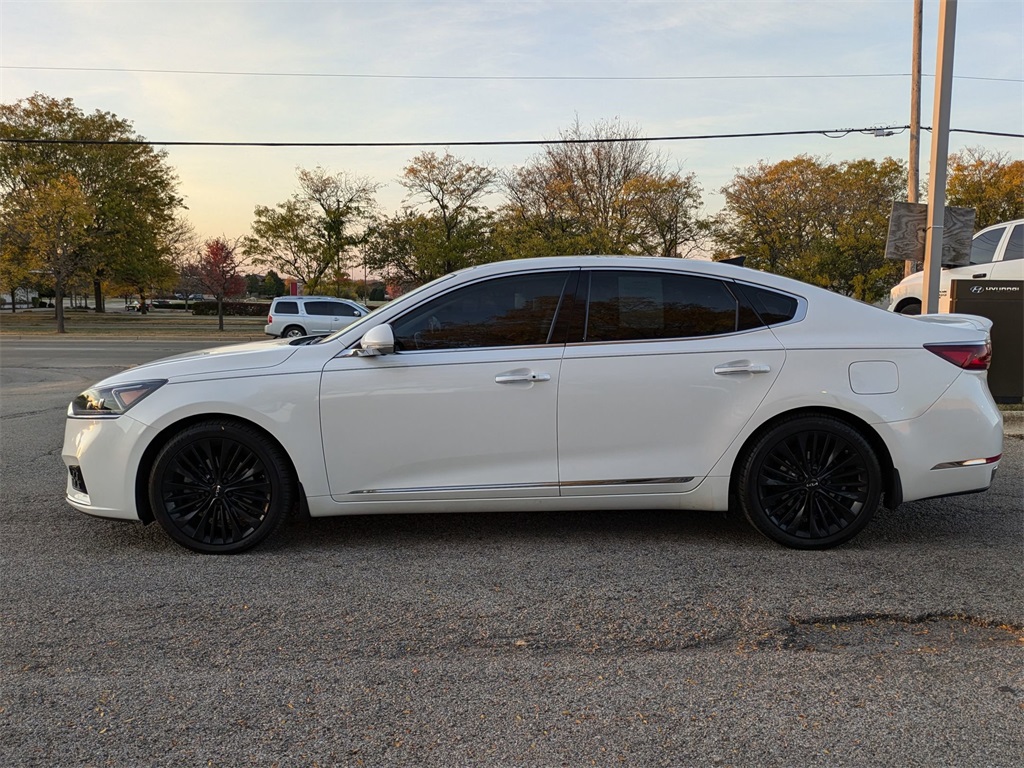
[898,301,921,316]
[737,415,881,549]
[149,420,294,554]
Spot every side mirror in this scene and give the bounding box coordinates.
[347,324,395,357]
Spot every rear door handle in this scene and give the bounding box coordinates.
[714,362,771,375]
[495,370,551,384]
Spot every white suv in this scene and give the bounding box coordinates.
[265,296,369,338]
[889,219,1024,314]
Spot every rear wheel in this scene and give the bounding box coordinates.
[282,325,306,338]
[737,415,881,549]
[898,301,921,315]
[149,420,294,554]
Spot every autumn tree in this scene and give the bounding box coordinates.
[364,151,499,287]
[0,174,93,331]
[244,167,378,294]
[498,117,706,258]
[191,238,246,331]
[945,147,1024,231]
[0,93,183,313]
[715,155,907,303]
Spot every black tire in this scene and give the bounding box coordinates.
[898,301,921,316]
[282,325,306,338]
[737,415,881,549]
[149,420,294,554]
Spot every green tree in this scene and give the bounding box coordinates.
[945,147,1024,231]
[244,167,378,294]
[715,155,907,303]
[365,151,499,286]
[0,93,183,313]
[262,269,285,297]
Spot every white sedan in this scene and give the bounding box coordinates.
[63,256,1003,553]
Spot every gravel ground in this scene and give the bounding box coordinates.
[1,344,1021,767]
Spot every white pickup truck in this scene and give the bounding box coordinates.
[888,218,1024,314]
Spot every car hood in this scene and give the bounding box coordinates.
[99,338,302,386]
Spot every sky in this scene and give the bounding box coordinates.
[1,0,1022,243]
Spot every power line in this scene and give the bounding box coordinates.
[3,64,1020,83]
[2,125,1020,149]
[0,126,911,148]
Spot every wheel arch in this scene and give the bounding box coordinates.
[894,297,922,315]
[134,413,304,525]
[728,406,900,511]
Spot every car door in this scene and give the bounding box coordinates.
[326,300,365,332]
[300,301,338,334]
[319,270,577,503]
[557,269,786,496]
[990,223,1023,281]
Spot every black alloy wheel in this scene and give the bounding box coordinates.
[150,421,294,554]
[738,415,881,549]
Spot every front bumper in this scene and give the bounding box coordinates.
[62,414,150,521]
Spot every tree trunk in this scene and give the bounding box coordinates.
[93,277,105,313]
[217,297,224,331]
[55,284,66,333]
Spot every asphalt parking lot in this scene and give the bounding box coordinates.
[1,337,1021,767]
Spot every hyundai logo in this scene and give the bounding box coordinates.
[970,285,985,293]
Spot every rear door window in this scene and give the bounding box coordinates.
[578,270,746,342]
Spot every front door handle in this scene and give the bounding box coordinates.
[495,370,551,384]
[714,362,771,375]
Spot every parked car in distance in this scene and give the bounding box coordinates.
[124,300,150,312]
[889,219,1024,314]
[64,256,1002,554]
[265,295,370,338]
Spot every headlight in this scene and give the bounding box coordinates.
[69,379,167,418]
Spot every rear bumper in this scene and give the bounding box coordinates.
[880,372,1003,503]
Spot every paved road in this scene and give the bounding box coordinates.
[1,338,1022,767]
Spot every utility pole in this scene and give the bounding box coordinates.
[922,0,958,315]
[906,0,923,278]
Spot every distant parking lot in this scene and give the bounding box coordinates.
[1,337,1021,767]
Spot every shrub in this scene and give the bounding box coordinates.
[191,301,271,317]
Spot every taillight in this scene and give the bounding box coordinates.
[924,341,992,370]
[267,315,273,324]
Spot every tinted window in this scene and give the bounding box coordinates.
[392,271,572,350]
[1003,225,1023,261]
[331,301,362,316]
[274,301,299,315]
[970,227,1005,265]
[738,284,800,325]
[305,301,339,316]
[583,271,739,342]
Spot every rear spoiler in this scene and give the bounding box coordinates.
[912,313,994,334]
